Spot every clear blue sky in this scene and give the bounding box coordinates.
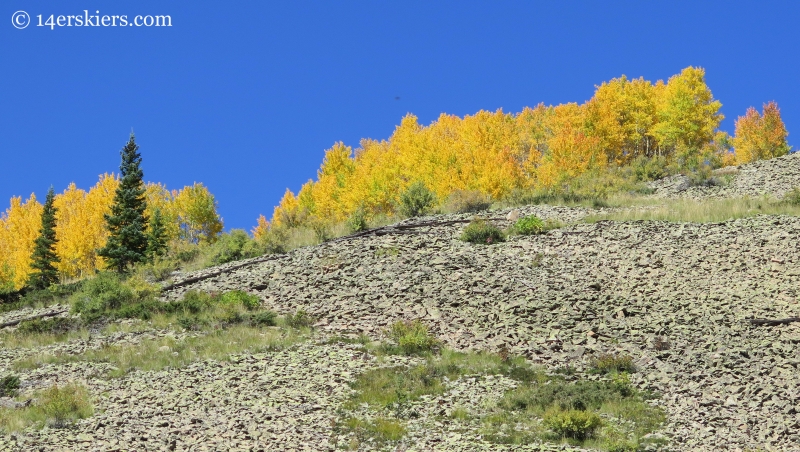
[2,1,799,231]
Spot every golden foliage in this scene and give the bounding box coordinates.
[733,101,791,164]
[258,66,765,233]
[0,195,43,289]
[0,175,224,289]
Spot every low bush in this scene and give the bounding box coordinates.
[511,215,544,235]
[220,290,260,310]
[387,320,440,355]
[443,189,492,214]
[70,272,144,322]
[285,309,313,328]
[591,353,635,374]
[347,205,369,232]
[398,181,437,217]
[39,383,93,428]
[249,310,277,327]
[460,219,505,245]
[0,383,93,432]
[0,375,20,397]
[542,408,603,440]
[782,187,800,206]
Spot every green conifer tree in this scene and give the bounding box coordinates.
[98,133,149,273]
[146,208,169,260]
[27,186,60,289]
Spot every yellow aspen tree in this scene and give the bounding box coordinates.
[251,214,270,240]
[144,182,180,241]
[652,66,723,161]
[733,101,791,164]
[53,174,119,278]
[0,195,43,289]
[537,103,605,187]
[270,188,304,228]
[172,183,223,243]
[516,104,553,183]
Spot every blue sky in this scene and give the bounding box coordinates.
[2,1,799,231]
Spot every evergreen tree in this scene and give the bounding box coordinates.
[27,187,60,289]
[98,133,149,273]
[146,208,168,260]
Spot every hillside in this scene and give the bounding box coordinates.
[2,153,800,451]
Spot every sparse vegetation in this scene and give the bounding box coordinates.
[460,219,505,245]
[0,383,93,432]
[334,416,406,449]
[12,323,306,377]
[0,375,20,398]
[591,353,636,374]
[385,320,440,355]
[285,309,314,329]
[543,408,603,440]
[398,181,437,218]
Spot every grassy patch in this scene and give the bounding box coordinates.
[333,416,406,449]
[482,369,663,450]
[382,320,440,356]
[0,382,93,433]
[509,215,565,236]
[341,338,664,451]
[12,324,307,377]
[585,196,800,223]
[345,349,540,412]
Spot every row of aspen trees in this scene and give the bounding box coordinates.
[0,175,222,291]
[258,67,790,234]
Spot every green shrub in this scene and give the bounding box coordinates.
[399,181,437,217]
[512,215,544,235]
[347,205,369,232]
[443,189,492,214]
[591,353,635,374]
[204,229,264,266]
[37,383,93,428]
[631,156,669,182]
[249,310,277,327]
[220,290,260,310]
[783,187,800,206]
[255,226,288,254]
[501,378,633,413]
[460,219,505,245]
[542,408,602,440]
[0,375,20,397]
[387,320,439,355]
[686,165,718,187]
[70,272,136,322]
[510,216,564,236]
[285,309,313,328]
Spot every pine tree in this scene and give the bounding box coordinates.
[27,187,60,289]
[98,133,149,273]
[146,208,168,260]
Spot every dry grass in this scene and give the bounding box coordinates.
[12,324,309,377]
[586,196,800,223]
[0,382,93,433]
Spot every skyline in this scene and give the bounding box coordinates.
[2,1,799,230]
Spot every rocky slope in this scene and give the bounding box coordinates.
[648,150,800,199]
[3,154,800,451]
[157,208,800,451]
